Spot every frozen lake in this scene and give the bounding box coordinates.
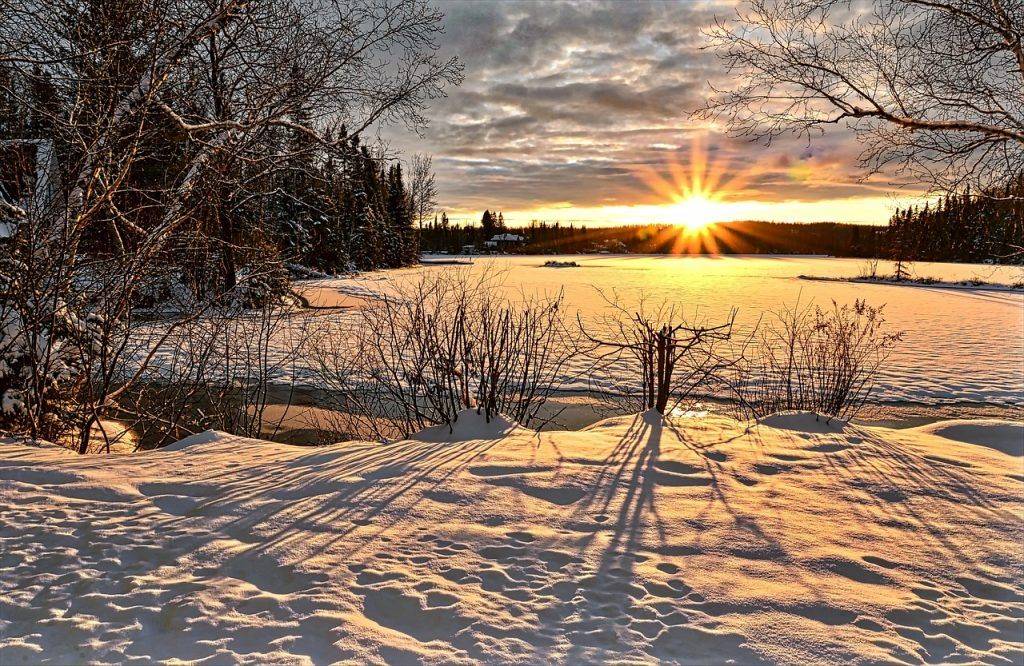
[328,255,1024,406]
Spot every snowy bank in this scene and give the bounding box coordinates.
[1,411,1022,663]
[799,274,1024,293]
[911,419,1024,457]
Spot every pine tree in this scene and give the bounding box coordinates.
[481,209,496,241]
[273,63,324,267]
[887,179,1023,264]
[348,143,383,269]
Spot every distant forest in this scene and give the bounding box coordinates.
[423,188,1024,264]
[421,216,884,257]
[888,180,1023,264]
[0,65,422,293]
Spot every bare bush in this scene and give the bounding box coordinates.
[298,315,386,441]
[0,196,220,450]
[115,317,234,450]
[150,274,320,446]
[730,298,903,420]
[309,271,580,439]
[0,191,304,453]
[199,304,311,439]
[582,294,739,416]
[858,258,880,279]
[467,289,577,426]
[19,292,316,452]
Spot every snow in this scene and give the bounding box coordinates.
[285,262,332,280]
[0,437,74,455]
[160,429,229,451]
[420,256,474,265]
[800,275,1024,293]
[912,419,1024,457]
[758,411,848,433]
[410,408,522,442]
[2,411,1022,663]
[237,255,1024,406]
[303,274,392,302]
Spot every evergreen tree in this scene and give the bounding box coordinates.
[274,64,321,266]
[383,163,416,266]
[481,209,496,241]
[887,179,1024,264]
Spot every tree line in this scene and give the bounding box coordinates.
[422,204,1021,264]
[888,180,1024,264]
[0,0,458,301]
[421,219,887,258]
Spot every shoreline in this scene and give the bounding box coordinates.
[252,384,1024,446]
[799,274,1024,292]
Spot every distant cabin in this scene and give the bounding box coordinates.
[484,233,525,251]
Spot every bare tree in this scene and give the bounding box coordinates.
[0,0,462,449]
[582,294,740,416]
[408,153,438,229]
[703,0,1024,195]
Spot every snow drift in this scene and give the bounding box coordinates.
[912,419,1024,457]
[1,411,1022,664]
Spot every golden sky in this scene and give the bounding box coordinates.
[382,1,927,227]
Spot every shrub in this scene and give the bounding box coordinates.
[311,270,580,439]
[582,294,739,416]
[731,299,902,420]
[857,258,879,279]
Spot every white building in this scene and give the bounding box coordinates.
[483,233,526,251]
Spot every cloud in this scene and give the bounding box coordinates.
[377,0,913,224]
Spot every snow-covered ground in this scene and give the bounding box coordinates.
[2,410,1022,663]
[290,255,1024,406]
[137,256,1024,409]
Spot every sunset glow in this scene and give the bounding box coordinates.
[631,135,747,235]
[437,128,927,227]
[669,195,720,231]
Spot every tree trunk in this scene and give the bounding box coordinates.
[220,206,236,292]
[655,328,670,414]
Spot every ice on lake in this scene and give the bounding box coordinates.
[321,255,1023,406]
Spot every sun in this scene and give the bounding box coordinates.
[671,194,719,232]
[626,135,764,253]
[632,135,756,239]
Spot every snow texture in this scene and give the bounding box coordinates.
[2,410,1022,664]
[238,256,1024,406]
[912,420,1024,457]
